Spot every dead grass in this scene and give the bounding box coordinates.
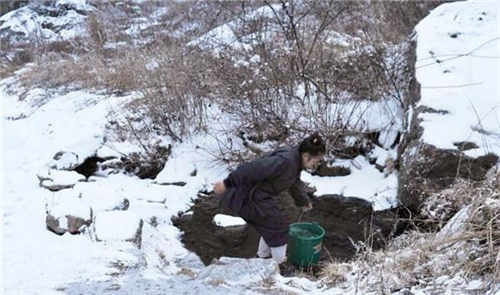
[320,169,500,293]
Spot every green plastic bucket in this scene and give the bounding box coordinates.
[288,222,325,267]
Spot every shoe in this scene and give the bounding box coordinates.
[253,254,272,259]
[279,262,297,277]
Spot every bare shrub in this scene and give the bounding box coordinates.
[320,169,500,293]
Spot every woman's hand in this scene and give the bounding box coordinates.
[302,202,313,212]
[213,181,227,195]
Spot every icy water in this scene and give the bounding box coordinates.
[289,226,320,239]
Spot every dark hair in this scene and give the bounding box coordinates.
[299,132,326,156]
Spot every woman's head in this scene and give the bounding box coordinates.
[299,132,326,169]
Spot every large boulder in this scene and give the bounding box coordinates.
[48,151,80,170]
[74,182,130,212]
[398,4,499,213]
[94,211,143,248]
[399,141,497,211]
[38,169,85,191]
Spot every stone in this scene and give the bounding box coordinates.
[46,201,92,235]
[74,182,130,212]
[39,170,85,191]
[399,142,497,212]
[48,151,79,170]
[94,211,143,248]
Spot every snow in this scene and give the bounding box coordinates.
[187,4,281,54]
[94,211,142,242]
[0,0,92,43]
[302,156,399,211]
[2,1,499,294]
[73,181,129,212]
[48,151,79,170]
[42,169,85,186]
[1,81,134,294]
[213,214,246,227]
[49,199,92,222]
[415,0,500,158]
[197,257,278,285]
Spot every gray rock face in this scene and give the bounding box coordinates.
[399,142,497,211]
[397,39,499,212]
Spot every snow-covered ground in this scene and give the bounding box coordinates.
[414,0,500,158]
[0,73,400,294]
[1,0,499,294]
[0,74,351,295]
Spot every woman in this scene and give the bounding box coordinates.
[213,133,326,265]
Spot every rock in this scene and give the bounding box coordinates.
[74,182,130,212]
[46,214,67,235]
[399,12,500,213]
[313,164,351,177]
[156,181,187,187]
[453,141,479,152]
[197,257,279,285]
[94,211,143,248]
[155,152,196,184]
[39,170,85,191]
[436,206,470,242]
[46,200,92,235]
[48,151,79,170]
[36,170,52,183]
[399,143,498,212]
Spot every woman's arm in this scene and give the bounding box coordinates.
[288,180,311,207]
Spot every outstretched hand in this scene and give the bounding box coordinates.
[302,202,313,212]
[213,181,227,195]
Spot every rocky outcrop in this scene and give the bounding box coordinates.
[399,141,497,211]
[398,37,499,213]
[94,211,144,248]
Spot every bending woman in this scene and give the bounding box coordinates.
[213,133,326,265]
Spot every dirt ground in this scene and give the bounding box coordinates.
[173,191,408,268]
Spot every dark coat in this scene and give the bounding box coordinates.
[221,145,310,247]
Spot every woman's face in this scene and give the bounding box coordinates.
[302,153,324,169]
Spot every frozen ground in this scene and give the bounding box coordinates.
[2,0,499,294]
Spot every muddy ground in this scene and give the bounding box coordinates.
[173,191,409,267]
